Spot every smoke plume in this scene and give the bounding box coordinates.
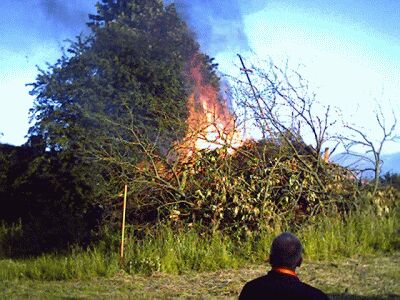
[169,0,269,54]
[0,0,96,52]
[38,0,91,30]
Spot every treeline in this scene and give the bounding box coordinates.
[0,140,100,254]
[381,172,400,190]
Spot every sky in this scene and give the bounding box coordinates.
[0,0,399,154]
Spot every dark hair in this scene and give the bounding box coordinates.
[269,232,302,269]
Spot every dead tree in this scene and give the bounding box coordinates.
[338,106,399,196]
[234,56,337,169]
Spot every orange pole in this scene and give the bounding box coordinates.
[120,184,128,261]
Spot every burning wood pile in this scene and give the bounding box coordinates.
[122,52,359,236]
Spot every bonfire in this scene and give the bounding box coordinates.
[128,52,359,235]
[177,52,244,158]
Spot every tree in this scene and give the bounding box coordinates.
[26,0,220,233]
[381,172,400,191]
[28,0,216,156]
[338,105,399,196]
[233,58,339,189]
[0,143,39,223]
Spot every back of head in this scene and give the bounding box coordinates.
[269,232,303,270]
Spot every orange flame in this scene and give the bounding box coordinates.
[179,53,243,157]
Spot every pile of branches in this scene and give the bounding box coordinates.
[122,138,359,236]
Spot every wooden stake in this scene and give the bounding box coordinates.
[120,184,128,263]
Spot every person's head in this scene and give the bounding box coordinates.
[269,232,303,270]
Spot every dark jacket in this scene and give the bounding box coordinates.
[239,270,329,300]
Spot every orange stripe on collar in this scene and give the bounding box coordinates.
[272,267,297,277]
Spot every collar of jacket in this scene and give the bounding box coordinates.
[272,267,297,277]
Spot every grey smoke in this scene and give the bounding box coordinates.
[0,0,96,53]
[1,0,268,55]
[170,0,269,54]
[38,0,90,30]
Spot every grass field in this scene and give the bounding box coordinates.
[1,197,398,299]
[1,253,399,299]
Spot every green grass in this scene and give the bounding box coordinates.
[123,226,244,274]
[0,206,398,281]
[1,254,399,299]
[121,206,399,275]
[126,208,399,275]
[300,207,400,260]
[0,204,399,298]
[0,248,119,281]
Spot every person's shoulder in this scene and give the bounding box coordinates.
[239,275,269,300]
[299,281,330,300]
[241,274,269,290]
[239,274,329,300]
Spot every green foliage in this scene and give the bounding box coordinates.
[381,172,400,191]
[0,143,43,222]
[367,186,400,217]
[12,152,99,254]
[0,222,23,258]
[8,0,395,260]
[0,143,101,255]
[124,205,399,276]
[28,0,216,155]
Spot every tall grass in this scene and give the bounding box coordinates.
[0,206,398,281]
[0,248,119,281]
[300,207,399,260]
[124,227,238,274]
[0,221,23,258]
[122,206,399,275]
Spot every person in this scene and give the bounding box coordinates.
[239,232,329,300]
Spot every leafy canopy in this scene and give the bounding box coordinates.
[28,0,216,157]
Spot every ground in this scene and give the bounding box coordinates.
[1,253,399,299]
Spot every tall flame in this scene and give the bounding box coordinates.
[179,53,243,157]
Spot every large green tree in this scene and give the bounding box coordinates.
[29,0,217,157]
[23,0,220,244]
